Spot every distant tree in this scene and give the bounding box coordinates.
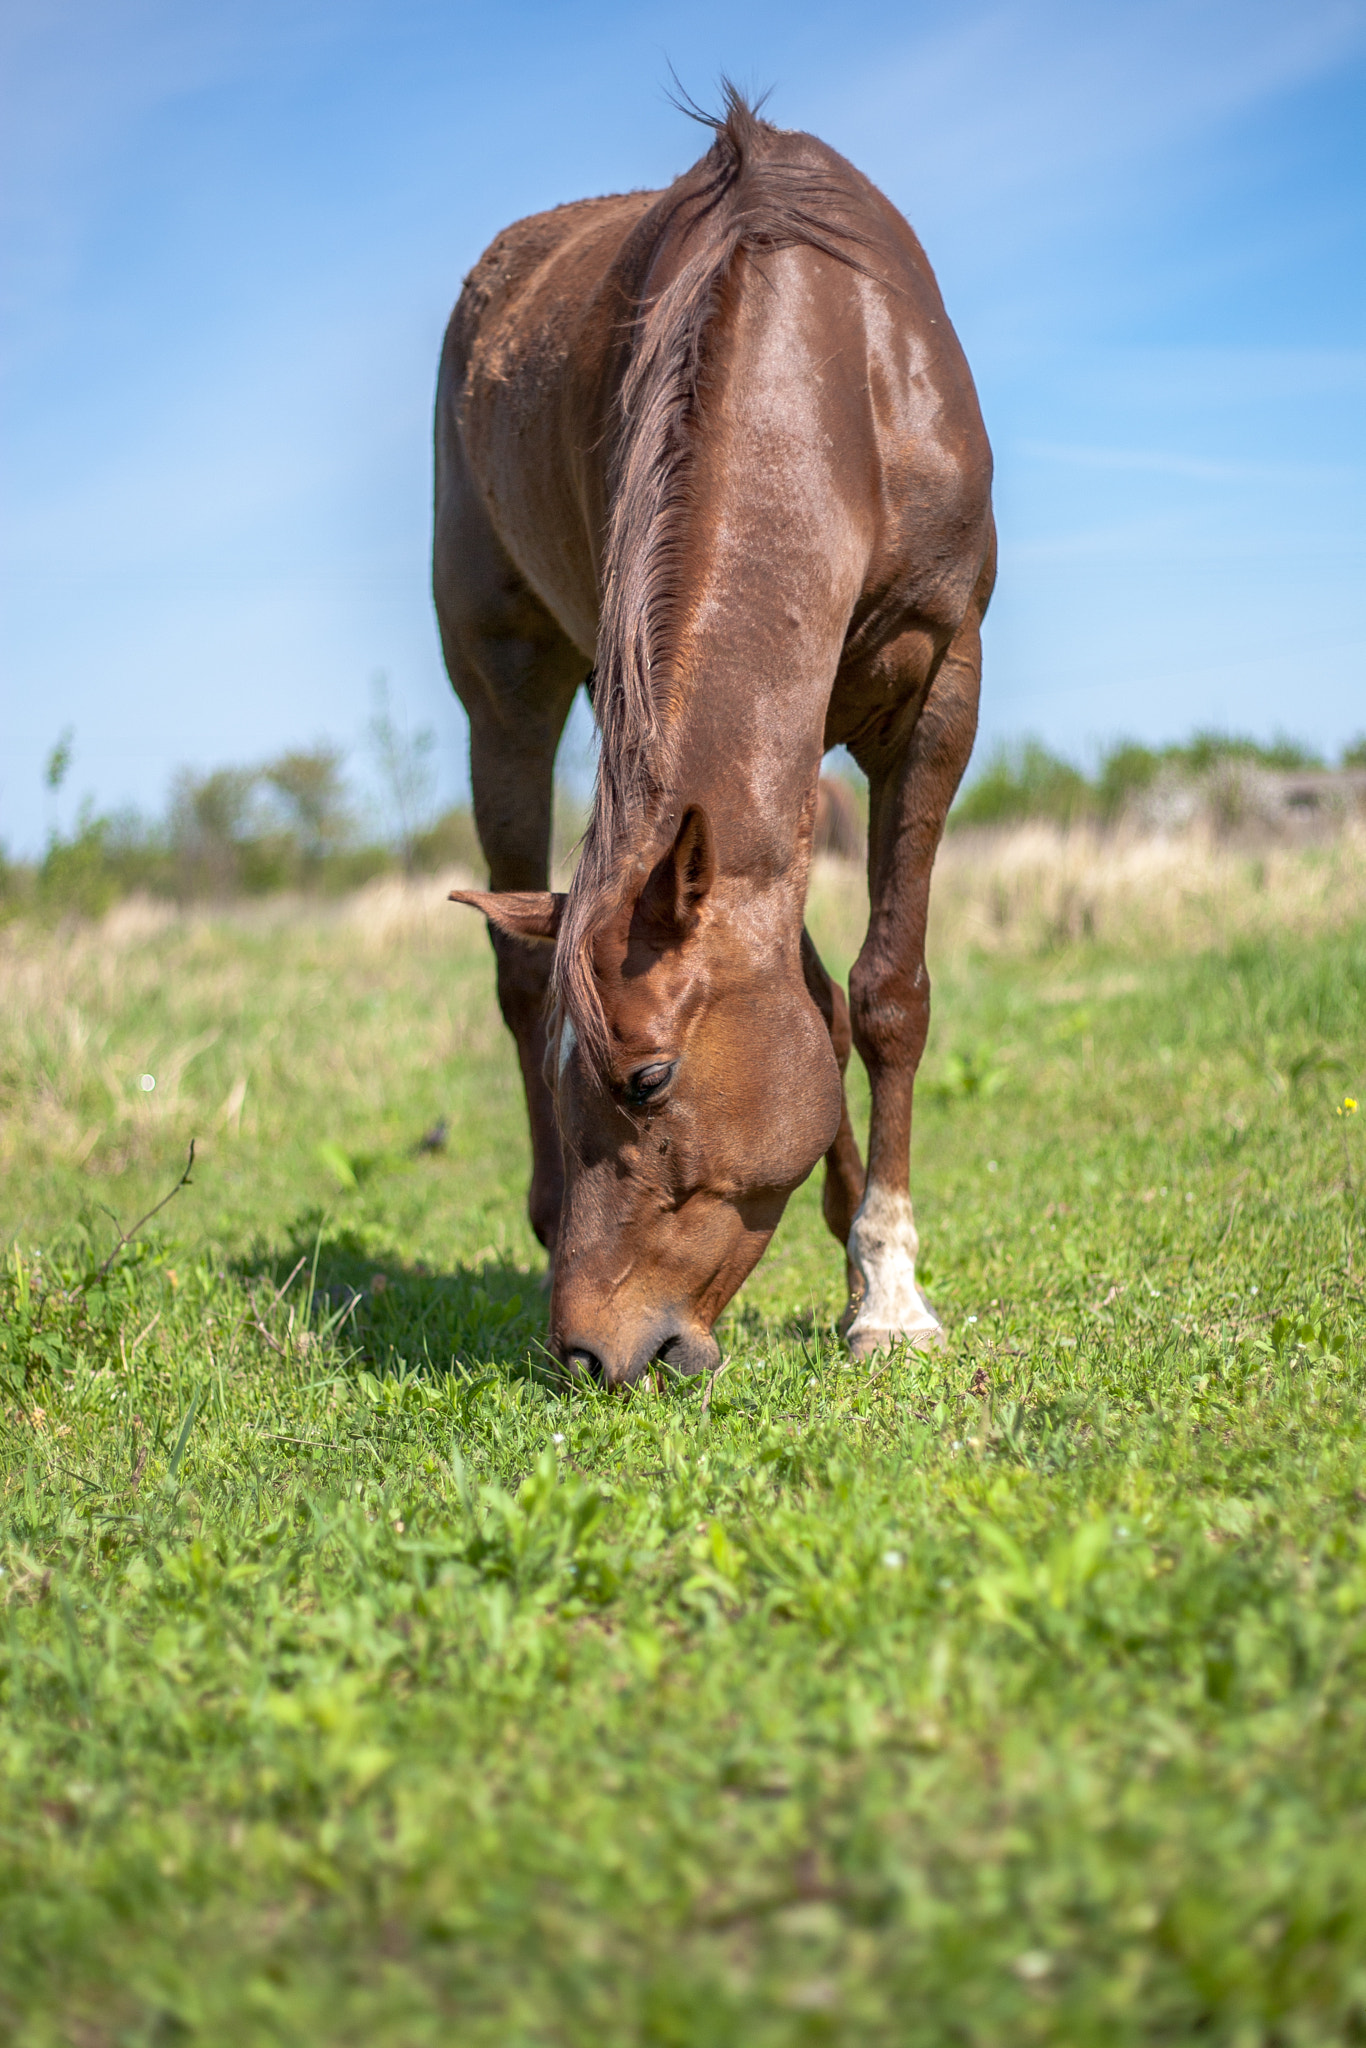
[170,767,259,846]
[368,674,437,873]
[168,766,260,895]
[1343,736,1366,770]
[45,727,74,794]
[263,745,351,860]
[43,725,76,844]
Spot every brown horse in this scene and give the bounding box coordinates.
[813,775,866,863]
[435,90,994,1384]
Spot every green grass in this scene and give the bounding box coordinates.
[2,880,1365,2045]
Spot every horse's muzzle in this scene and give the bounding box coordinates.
[557,1319,719,1389]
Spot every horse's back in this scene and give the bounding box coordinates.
[436,122,992,712]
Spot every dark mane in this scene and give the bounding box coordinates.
[552,85,872,1071]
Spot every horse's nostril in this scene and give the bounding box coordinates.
[654,1328,720,1378]
[563,1348,603,1384]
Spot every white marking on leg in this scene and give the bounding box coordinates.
[844,1183,942,1353]
[557,1016,577,1079]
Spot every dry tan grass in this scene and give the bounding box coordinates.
[805,821,1366,970]
[933,820,1366,958]
[6,825,1361,1005]
[338,866,481,951]
[5,826,1363,1186]
[0,876,494,1182]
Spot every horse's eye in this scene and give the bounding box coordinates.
[625,1061,674,1108]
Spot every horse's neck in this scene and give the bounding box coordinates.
[650,286,864,906]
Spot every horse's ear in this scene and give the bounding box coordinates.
[634,806,715,947]
[448,890,566,943]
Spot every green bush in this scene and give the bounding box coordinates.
[2,744,491,920]
[411,804,485,875]
[1170,729,1324,774]
[950,741,1094,829]
[37,807,126,920]
[952,730,1348,833]
[1094,741,1161,821]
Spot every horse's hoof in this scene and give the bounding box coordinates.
[844,1308,945,1359]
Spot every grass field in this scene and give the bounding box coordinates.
[2,834,1365,2045]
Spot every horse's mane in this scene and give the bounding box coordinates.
[552,85,872,1073]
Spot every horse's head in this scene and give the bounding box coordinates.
[455,807,842,1385]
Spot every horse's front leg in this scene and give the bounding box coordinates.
[843,616,983,1357]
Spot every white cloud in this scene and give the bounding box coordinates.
[840,0,1366,209]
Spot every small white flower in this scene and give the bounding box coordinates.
[552,1432,565,1445]
[140,1074,156,1092]
[966,1315,978,1325]
[882,1549,903,1569]
[1250,1285,1258,1296]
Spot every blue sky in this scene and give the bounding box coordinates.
[2,0,1364,854]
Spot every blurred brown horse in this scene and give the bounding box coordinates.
[813,776,866,863]
[436,90,994,1383]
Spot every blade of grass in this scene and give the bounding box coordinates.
[166,1388,201,1483]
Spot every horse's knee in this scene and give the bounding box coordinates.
[849,955,931,1078]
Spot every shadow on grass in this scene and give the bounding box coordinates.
[236,1215,863,1409]
[234,1212,550,1380]
[720,1297,843,1356]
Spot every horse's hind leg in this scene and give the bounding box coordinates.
[844,598,985,1356]
[800,929,865,1289]
[434,486,586,1255]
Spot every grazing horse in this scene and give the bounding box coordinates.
[435,90,994,1384]
[813,775,866,863]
